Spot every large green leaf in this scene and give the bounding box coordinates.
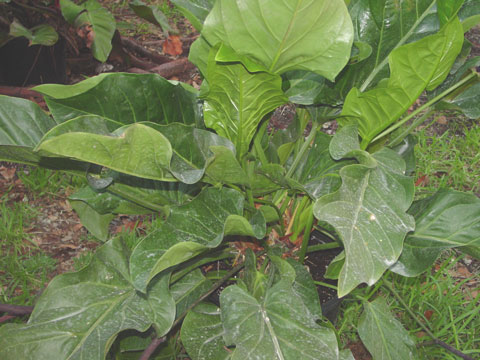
[70,0,116,62]
[129,0,173,33]
[37,123,175,182]
[203,51,287,158]
[201,0,353,78]
[0,96,59,164]
[0,238,175,360]
[438,0,464,25]
[340,18,463,147]
[171,0,215,31]
[33,73,202,127]
[9,20,58,46]
[313,126,415,297]
[69,199,114,241]
[130,187,264,292]
[358,297,417,359]
[220,260,339,359]
[391,189,480,277]
[181,302,231,360]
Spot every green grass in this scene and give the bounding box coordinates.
[385,254,479,359]
[414,118,480,196]
[0,199,56,305]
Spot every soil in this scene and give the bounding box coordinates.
[1,2,479,360]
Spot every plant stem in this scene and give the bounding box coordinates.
[306,242,340,253]
[286,121,318,178]
[371,71,477,143]
[388,109,434,147]
[139,337,167,360]
[382,279,474,360]
[297,205,314,263]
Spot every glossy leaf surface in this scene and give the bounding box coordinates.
[130,187,261,292]
[391,189,480,276]
[314,127,415,296]
[358,298,417,359]
[171,0,215,31]
[203,56,287,158]
[181,303,231,360]
[0,96,59,164]
[340,19,463,146]
[0,238,175,360]
[34,73,201,127]
[220,267,339,359]
[202,0,353,78]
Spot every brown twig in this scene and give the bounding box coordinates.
[0,304,34,316]
[121,37,170,65]
[0,86,43,100]
[127,58,196,78]
[129,53,157,70]
[417,340,475,360]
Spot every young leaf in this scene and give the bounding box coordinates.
[130,187,262,292]
[171,0,215,31]
[314,128,414,296]
[0,238,175,360]
[69,199,114,241]
[358,297,417,359]
[0,96,59,165]
[438,0,464,25]
[181,303,231,360]
[33,73,202,127]
[203,53,287,158]
[340,18,464,147]
[202,0,353,78]
[9,20,58,46]
[391,189,480,277]
[220,276,339,359]
[130,0,173,33]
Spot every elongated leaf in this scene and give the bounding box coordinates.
[358,297,417,359]
[9,20,58,46]
[391,189,480,276]
[438,0,464,25]
[73,0,116,62]
[181,303,231,360]
[0,238,175,360]
[340,18,464,147]
[202,0,353,78]
[203,52,287,158]
[37,123,176,181]
[33,73,202,127]
[314,127,414,296]
[130,0,173,33]
[171,0,215,31]
[130,187,263,292]
[220,270,339,359]
[69,199,114,241]
[0,96,59,164]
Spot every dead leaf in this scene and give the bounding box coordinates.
[424,310,434,320]
[0,166,16,181]
[436,115,447,125]
[163,35,183,56]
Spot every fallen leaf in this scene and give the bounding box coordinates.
[416,331,427,338]
[415,174,428,187]
[0,166,16,181]
[436,115,447,125]
[163,35,183,56]
[424,310,434,320]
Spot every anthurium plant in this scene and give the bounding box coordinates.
[0,0,479,359]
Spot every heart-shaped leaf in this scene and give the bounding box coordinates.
[391,189,480,276]
[130,0,173,33]
[314,128,415,296]
[0,238,175,360]
[9,20,58,46]
[220,266,339,359]
[358,297,417,359]
[171,0,215,31]
[202,0,353,78]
